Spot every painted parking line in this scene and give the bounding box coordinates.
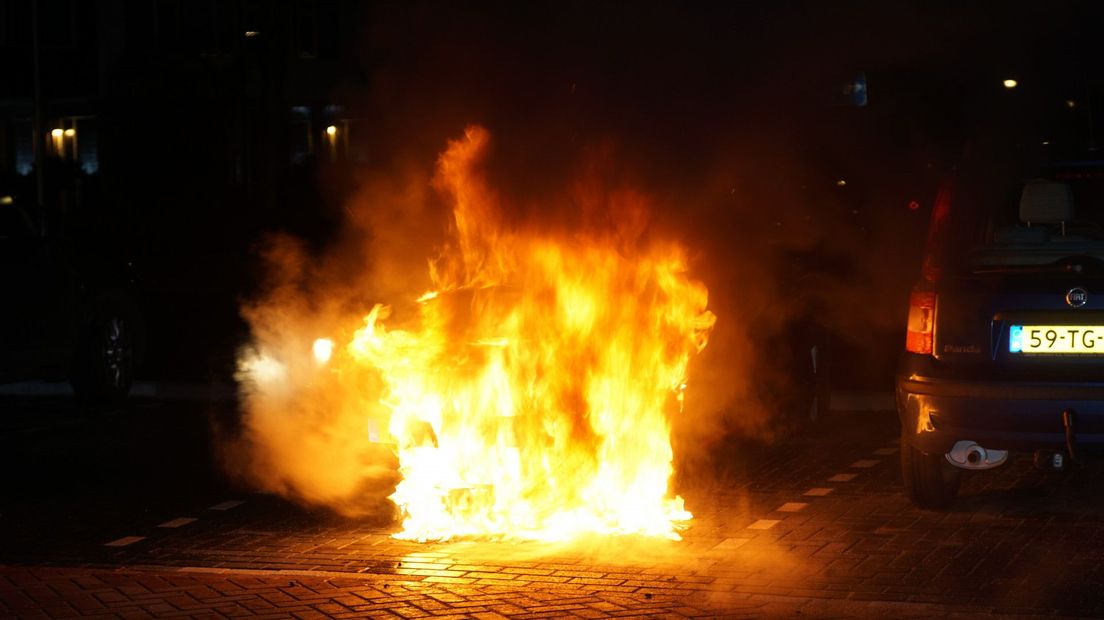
[804,487,834,497]
[775,502,807,513]
[208,500,245,511]
[850,459,880,468]
[747,519,780,530]
[710,538,749,552]
[104,536,145,547]
[828,473,857,482]
[158,517,198,528]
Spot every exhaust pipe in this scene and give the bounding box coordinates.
[964,444,987,465]
[945,440,1008,470]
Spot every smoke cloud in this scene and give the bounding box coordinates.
[221,2,961,523]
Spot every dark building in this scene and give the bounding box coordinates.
[0,0,370,380]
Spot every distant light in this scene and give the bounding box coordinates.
[1066,99,1077,109]
[1042,140,1050,146]
[325,125,337,137]
[244,30,259,37]
[313,338,334,364]
[50,128,64,138]
[0,196,12,205]
[836,179,847,187]
[908,200,920,211]
[1002,78,1018,89]
[63,128,75,137]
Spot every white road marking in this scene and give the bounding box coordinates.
[208,500,245,511]
[804,487,834,497]
[828,473,857,482]
[158,517,198,528]
[104,536,145,547]
[850,459,880,468]
[747,519,780,530]
[710,538,749,551]
[776,502,807,513]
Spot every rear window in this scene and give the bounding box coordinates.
[927,165,1104,276]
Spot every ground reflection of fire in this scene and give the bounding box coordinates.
[237,126,715,542]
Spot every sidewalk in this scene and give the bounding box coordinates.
[0,381,238,403]
[0,382,896,411]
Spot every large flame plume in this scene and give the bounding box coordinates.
[235,126,715,541]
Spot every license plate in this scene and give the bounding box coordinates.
[1009,325,1104,354]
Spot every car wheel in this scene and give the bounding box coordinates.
[72,308,136,408]
[900,432,960,508]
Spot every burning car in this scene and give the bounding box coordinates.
[236,127,715,541]
[898,160,1104,507]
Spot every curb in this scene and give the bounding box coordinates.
[0,381,238,402]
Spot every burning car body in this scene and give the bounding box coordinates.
[236,126,716,541]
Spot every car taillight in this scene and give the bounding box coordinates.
[906,290,936,354]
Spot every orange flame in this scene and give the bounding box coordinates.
[239,126,715,542]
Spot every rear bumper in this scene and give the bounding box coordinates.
[897,362,1104,455]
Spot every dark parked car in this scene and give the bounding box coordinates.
[897,161,1104,507]
[0,193,143,406]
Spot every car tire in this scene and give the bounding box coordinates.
[71,296,139,409]
[900,432,960,508]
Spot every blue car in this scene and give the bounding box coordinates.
[897,161,1104,507]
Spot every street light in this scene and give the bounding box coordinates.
[325,125,337,137]
[50,128,64,155]
[1003,78,1018,89]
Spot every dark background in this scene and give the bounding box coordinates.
[1,0,1101,389]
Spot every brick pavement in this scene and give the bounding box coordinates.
[0,565,1050,618]
[5,411,1104,616]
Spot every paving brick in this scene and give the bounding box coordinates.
[463,572,514,580]
[422,577,476,585]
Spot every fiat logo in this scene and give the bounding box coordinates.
[1067,288,1088,308]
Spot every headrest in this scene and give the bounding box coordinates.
[1020,180,1073,224]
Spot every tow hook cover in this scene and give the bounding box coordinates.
[1034,450,1066,472]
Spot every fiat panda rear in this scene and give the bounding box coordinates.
[897,162,1104,508]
